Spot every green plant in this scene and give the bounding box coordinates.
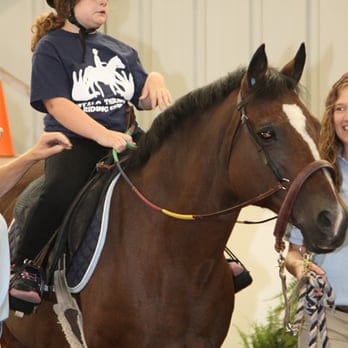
[237,279,298,348]
[237,308,297,348]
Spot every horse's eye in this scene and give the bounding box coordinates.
[257,128,275,140]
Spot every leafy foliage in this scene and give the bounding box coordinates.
[237,279,298,348]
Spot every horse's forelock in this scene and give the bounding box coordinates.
[252,68,302,99]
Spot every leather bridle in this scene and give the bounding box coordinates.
[111,92,334,251]
[236,93,335,251]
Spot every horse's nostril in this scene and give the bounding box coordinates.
[318,210,332,228]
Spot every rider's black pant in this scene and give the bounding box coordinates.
[15,137,110,263]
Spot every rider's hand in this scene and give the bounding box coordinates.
[139,72,172,110]
[95,129,135,153]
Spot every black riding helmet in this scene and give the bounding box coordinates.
[46,0,97,62]
[46,0,92,30]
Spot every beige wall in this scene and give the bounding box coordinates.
[2,1,348,346]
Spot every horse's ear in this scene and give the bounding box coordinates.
[241,43,268,94]
[280,43,306,83]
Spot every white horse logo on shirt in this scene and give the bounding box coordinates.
[72,49,135,102]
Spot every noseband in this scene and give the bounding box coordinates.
[273,160,335,252]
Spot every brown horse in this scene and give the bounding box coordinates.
[2,43,348,347]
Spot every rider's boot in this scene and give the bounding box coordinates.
[9,259,43,315]
[226,259,253,293]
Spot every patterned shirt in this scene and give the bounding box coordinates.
[31,29,148,137]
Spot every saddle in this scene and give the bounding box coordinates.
[47,151,121,283]
[9,150,122,291]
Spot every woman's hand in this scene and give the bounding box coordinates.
[0,132,72,197]
[28,132,72,161]
[285,243,325,280]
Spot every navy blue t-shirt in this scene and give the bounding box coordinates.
[30,29,148,137]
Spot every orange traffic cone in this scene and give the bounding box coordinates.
[0,80,14,156]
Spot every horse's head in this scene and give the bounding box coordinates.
[126,43,347,254]
[228,43,348,253]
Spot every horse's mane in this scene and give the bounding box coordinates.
[127,66,300,169]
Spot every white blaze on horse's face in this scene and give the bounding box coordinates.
[283,103,337,193]
[282,104,320,160]
[283,104,344,238]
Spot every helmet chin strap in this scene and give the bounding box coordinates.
[69,1,98,62]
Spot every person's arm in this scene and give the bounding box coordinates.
[0,132,72,197]
[138,72,172,110]
[285,243,325,279]
[43,98,134,152]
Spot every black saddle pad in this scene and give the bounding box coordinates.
[9,175,45,261]
[8,151,121,288]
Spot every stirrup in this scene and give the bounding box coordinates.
[225,247,253,293]
[9,260,43,315]
[232,267,253,293]
[9,297,38,316]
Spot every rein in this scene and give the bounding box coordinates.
[112,96,334,231]
[112,148,285,220]
[111,97,291,220]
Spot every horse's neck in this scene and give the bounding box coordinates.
[137,109,242,209]
[129,135,240,228]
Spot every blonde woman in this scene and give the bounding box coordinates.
[285,73,348,347]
